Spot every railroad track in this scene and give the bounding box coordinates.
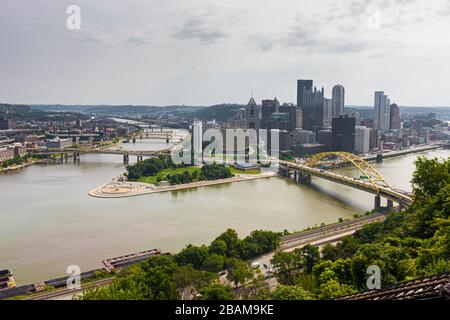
[21,277,114,300]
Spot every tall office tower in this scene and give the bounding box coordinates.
[317,129,332,151]
[331,115,356,153]
[261,98,280,129]
[374,91,390,132]
[295,108,303,129]
[355,126,371,154]
[297,79,313,108]
[370,129,380,151]
[245,97,261,130]
[302,86,324,132]
[332,84,345,118]
[192,120,203,156]
[389,103,401,131]
[279,103,297,132]
[323,98,332,127]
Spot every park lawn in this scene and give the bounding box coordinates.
[137,166,201,184]
[229,167,261,175]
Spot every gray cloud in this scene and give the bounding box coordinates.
[173,15,228,44]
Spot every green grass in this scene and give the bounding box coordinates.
[137,167,201,184]
[229,167,261,175]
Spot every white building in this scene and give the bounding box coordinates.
[374,91,390,132]
[46,137,72,149]
[355,126,371,154]
[332,85,345,118]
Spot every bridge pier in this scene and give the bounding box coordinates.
[376,154,383,163]
[137,155,143,162]
[374,195,381,211]
[297,171,311,184]
[123,154,129,165]
[387,199,394,208]
[73,152,80,162]
[278,166,289,177]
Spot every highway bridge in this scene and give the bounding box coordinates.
[30,147,172,164]
[279,152,414,210]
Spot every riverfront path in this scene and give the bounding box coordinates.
[88,172,278,198]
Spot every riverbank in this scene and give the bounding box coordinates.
[0,159,51,174]
[362,143,442,162]
[88,171,277,198]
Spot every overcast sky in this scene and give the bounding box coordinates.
[1,0,450,106]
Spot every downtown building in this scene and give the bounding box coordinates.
[355,126,371,154]
[331,115,356,153]
[390,103,401,131]
[323,98,332,127]
[301,85,325,132]
[374,91,390,132]
[332,84,345,118]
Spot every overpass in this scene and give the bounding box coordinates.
[279,152,414,210]
[30,147,172,164]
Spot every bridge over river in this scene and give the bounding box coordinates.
[279,152,414,210]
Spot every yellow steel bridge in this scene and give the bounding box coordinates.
[279,152,414,209]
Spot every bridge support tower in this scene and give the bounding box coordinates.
[387,199,394,208]
[297,171,311,184]
[374,195,381,211]
[73,152,80,162]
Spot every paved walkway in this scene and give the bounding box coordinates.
[88,172,277,198]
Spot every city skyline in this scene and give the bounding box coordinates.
[2,0,450,106]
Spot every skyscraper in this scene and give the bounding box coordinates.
[261,98,280,129]
[374,91,390,132]
[323,98,332,127]
[331,115,356,153]
[246,97,261,130]
[332,85,345,118]
[355,126,371,154]
[279,103,297,132]
[297,79,313,109]
[295,108,303,130]
[301,86,324,132]
[389,103,401,131]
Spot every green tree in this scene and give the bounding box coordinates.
[199,283,236,300]
[271,251,303,285]
[318,279,356,300]
[214,229,240,257]
[321,244,340,262]
[271,285,314,300]
[202,254,225,272]
[226,259,254,289]
[175,245,209,270]
[173,265,216,300]
[299,245,320,273]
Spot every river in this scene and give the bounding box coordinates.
[0,141,448,285]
